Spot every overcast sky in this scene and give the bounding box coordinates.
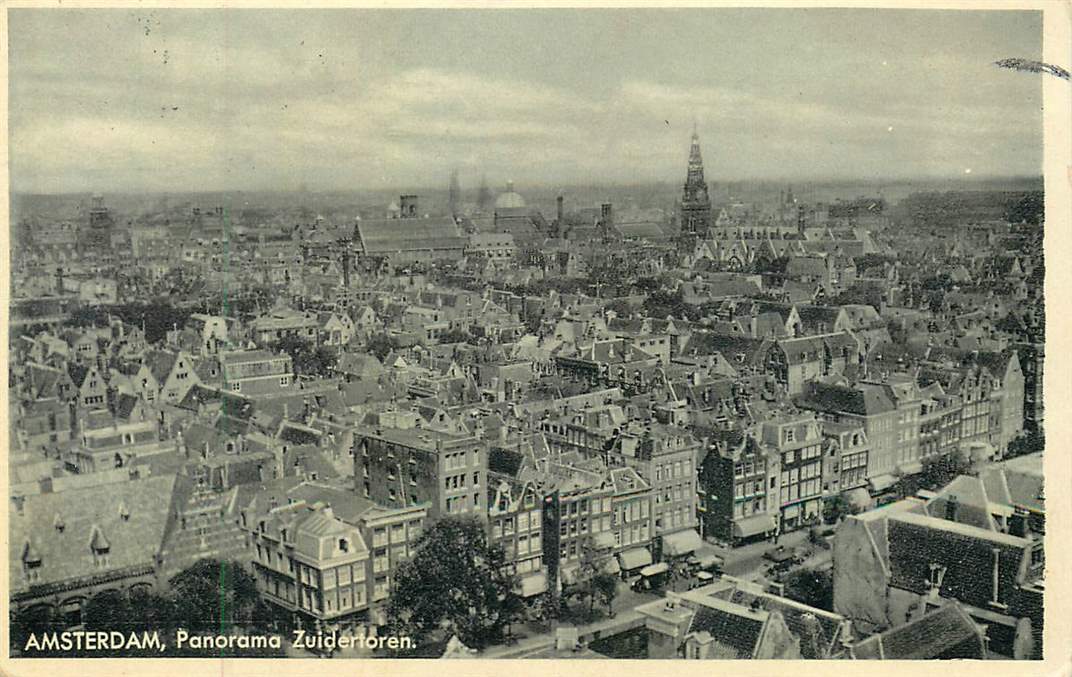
[9,8,1043,194]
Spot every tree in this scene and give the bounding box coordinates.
[366,332,398,362]
[10,604,63,655]
[642,289,699,322]
[563,537,618,621]
[782,568,833,611]
[919,450,973,491]
[384,516,521,652]
[81,587,174,656]
[438,327,472,345]
[169,559,261,635]
[594,570,620,617]
[822,494,860,525]
[273,336,337,377]
[1006,429,1045,459]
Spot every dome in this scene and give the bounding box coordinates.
[494,181,526,209]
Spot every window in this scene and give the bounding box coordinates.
[1031,546,1044,568]
[280,376,290,386]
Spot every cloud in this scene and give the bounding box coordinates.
[8,9,1043,192]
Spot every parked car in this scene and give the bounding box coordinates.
[763,545,794,563]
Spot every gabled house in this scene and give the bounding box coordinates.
[146,349,201,404]
[68,363,108,410]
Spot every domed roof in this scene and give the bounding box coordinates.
[494,181,526,209]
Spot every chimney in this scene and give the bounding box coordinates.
[990,547,1001,605]
[556,195,564,224]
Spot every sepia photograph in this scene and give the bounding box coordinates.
[3,3,1063,667]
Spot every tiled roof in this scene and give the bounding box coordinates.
[853,603,985,659]
[886,512,1031,609]
[145,349,179,383]
[488,448,525,479]
[686,598,766,659]
[726,588,843,658]
[797,381,894,417]
[9,474,178,595]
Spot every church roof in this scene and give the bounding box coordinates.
[357,217,466,254]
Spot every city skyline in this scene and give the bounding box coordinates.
[10,8,1043,194]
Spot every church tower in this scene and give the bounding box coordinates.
[680,128,712,237]
[448,170,461,220]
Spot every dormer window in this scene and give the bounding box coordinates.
[928,563,947,593]
[23,543,42,569]
[91,528,111,567]
[54,514,65,532]
[339,538,350,553]
[118,503,130,521]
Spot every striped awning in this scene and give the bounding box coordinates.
[618,547,653,571]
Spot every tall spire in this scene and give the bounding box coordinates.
[680,128,712,237]
[448,170,461,219]
[687,129,706,187]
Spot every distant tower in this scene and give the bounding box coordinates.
[679,127,712,237]
[448,170,461,220]
[84,193,114,253]
[477,175,493,213]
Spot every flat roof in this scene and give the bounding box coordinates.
[360,425,477,452]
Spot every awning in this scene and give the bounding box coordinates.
[618,547,653,571]
[639,562,670,577]
[869,474,898,493]
[593,531,615,550]
[520,572,548,598]
[602,557,621,576]
[782,504,800,520]
[732,513,778,539]
[662,529,703,556]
